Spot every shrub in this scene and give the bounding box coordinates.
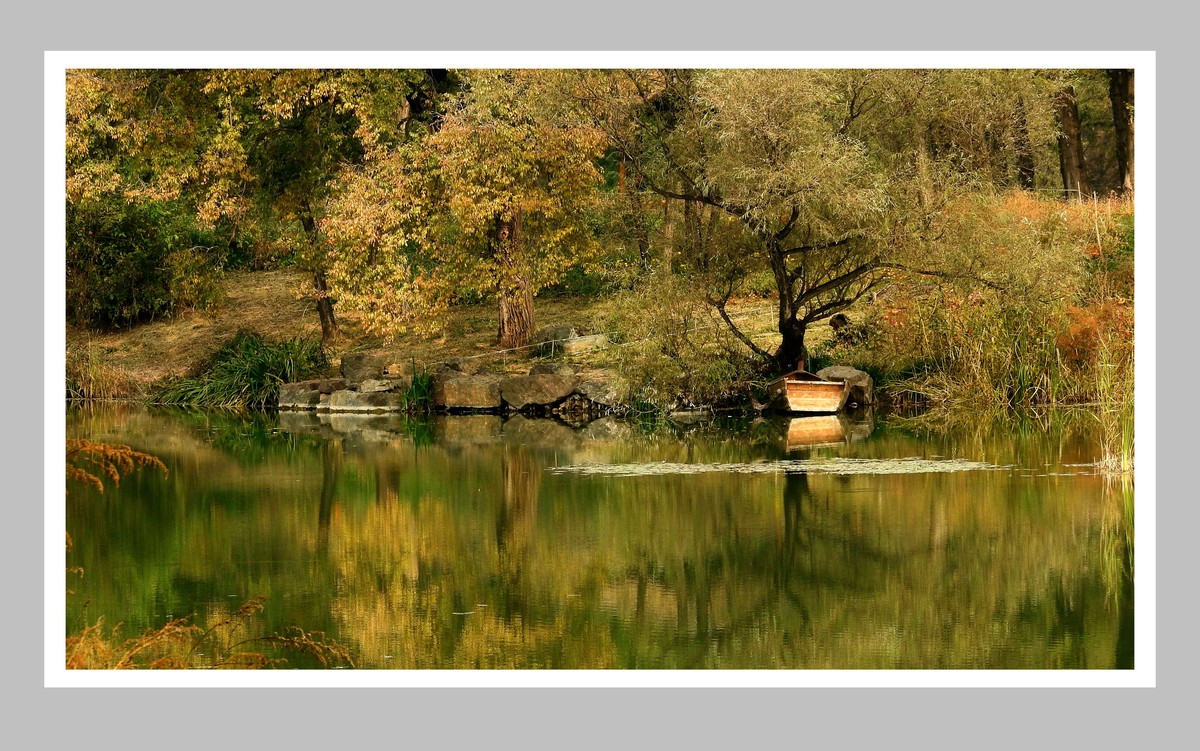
[67,196,227,328]
[166,245,225,313]
[155,331,328,409]
[587,278,761,412]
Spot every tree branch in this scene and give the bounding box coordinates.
[794,259,880,308]
[780,235,862,256]
[706,295,776,362]
[877,263,1007,291]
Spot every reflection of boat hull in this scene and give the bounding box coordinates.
[766,371,850,414]
[785,415,847,449]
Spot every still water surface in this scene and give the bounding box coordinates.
[65,405,1133,669]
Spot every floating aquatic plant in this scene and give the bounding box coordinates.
[547,457,1006,477]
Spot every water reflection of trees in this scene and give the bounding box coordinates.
[68,407,1130,669]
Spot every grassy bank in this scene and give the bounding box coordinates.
[66,194,1134,417]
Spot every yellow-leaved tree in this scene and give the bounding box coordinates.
[325,70,606,348]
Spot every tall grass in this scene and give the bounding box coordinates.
[839,192,1134,412]
[154,331,327,409]
[402,368,435,413]
[66,340,140,401]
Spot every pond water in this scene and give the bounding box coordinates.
[65,405,1133,669]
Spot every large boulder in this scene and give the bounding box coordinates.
[500,374,577,410]
[560,334,609,355]
[575,370,629,408]
[340,352,387,388]
[580,416,634,442]
[278,381,322,410]
[277,410,327,435]
[439,357,486,375]
[359,376,413,394]
[383,360,417,377]
[530,325,578,355]
[326,389,405,413]
[326,412,413,438]
[434,372,503,410]
[529,362,577,377]
[815,366,874,406]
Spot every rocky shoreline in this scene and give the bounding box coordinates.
[277,328,874,423]
[278,349,632,423]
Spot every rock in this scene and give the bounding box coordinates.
[575,370,628,407]
[529,362,577,377]
[340,352,386,388]
[278,381,322,410]
[560,334,610,355]
[531,325,578,355]
[384,360,417,377]
[434,372,503,410]
[846,408,876,442]
[435,414,503,445]
[317,378,347,394]
[815,365,875,406]
[359,376,413,394]
[500,374,578,410]
[668,409,710,425]
[440,357,485,375]
[501,415,580,448]
[327,389,406,413]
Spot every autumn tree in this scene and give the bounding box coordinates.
[198,69,437,340]
[66,69,230,327]
[324,70,605,348]
[66,69,443,336]
[569,69,1078,372]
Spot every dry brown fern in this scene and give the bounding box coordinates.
[65,439,168,494]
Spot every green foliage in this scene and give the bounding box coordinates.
[67,197,202,328]
[841,193,1134,410]
[166,245,225,313]
[588,278,760,413]
[155,331,327,409]
[399,367,435,413]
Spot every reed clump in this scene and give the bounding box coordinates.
[66,340,141,401]
[154,330,327,409]
[832,192,1134,412]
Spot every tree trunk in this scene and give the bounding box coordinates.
[1108,69,1135,195]
[495,215,535,349]
[1055,86,1090,201]
[1014,97,1036,190]
[299,213,338,341]
[314,273,338,341]
[774,317,808,373]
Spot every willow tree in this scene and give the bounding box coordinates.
[572,69,1060,372]
[324,70,605,348]
[571,70,902,370]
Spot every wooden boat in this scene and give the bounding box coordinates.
[785,415,847,449]
[766,370,850,414]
